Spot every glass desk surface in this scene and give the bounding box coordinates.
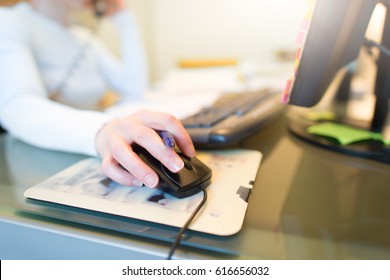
[1,116,390,259]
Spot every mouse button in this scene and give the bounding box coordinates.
[156,179,181,194]
[182,157,193,170]
[190,160,212,187]
[161,164,202,190]
[189,157,212,175]
[177,152,193,170]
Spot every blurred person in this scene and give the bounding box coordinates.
[0,0,196,188]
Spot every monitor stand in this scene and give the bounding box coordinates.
[287,4,390,165]
[287,109,390,164]
[287,69,390,163]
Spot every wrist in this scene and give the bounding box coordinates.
[95,121,110,158]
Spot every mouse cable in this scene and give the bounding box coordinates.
[166,189,208,260]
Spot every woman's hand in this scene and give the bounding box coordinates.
[95,110,196,188]
[98,0,127,16]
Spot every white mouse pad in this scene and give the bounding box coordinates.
[24,149,262,236]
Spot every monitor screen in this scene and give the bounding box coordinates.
[288,0,378,107]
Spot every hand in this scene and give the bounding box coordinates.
[95,110,196,188]
[101,0,127,16]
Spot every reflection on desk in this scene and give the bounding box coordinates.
[1,115,390,259]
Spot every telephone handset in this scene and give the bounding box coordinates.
[93,0,107,18]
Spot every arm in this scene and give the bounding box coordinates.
[0,13,110,156]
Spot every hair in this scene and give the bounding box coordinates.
[0,0,27,6]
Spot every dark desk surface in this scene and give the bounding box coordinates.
[1,115,390,259]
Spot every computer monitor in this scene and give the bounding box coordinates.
[286,0,390,164]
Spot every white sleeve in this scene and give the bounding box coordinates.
[95,9,148,100]
[0,13,111,157]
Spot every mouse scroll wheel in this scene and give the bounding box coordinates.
[182,157,193,170]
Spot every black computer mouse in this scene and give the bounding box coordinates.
[132,145,212,198]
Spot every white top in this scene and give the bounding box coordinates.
[0,2,148,156]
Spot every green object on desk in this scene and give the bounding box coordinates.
[307,122,389,145]
[306,110,337,121]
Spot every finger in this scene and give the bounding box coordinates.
[131,126,185,173]
[134,110,196,157]
[171,128,196,158]
[110,137,159,188]
[101,156,143,187]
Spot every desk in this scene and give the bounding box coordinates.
[1,115,390,259]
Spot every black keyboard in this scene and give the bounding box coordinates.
[181,88,284,148]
